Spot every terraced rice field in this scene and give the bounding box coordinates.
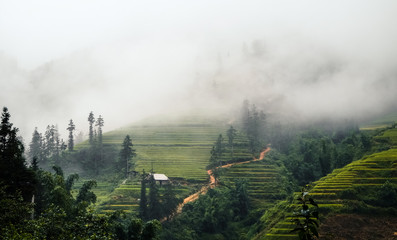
[74,114,256,214]
[99,181,141,213]
[96,179,193,214]
[77,115,230,181]
[221,158,288,209]
[375,128,397,146]
[257,129,397,240]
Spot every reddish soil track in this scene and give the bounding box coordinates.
[174,147,271,216]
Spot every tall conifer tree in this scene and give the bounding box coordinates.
[119,135,136,178]
[139,170,148,220]
[67,119,75,151]
[0,107,34,200]
[88,112,95,145]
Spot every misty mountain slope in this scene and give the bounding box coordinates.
[360,111,397,130]
[74,113,256,215]
[252,127,397,240]
[77,114,235,181]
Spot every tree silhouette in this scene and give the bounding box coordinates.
[119,135,136,178]
[291,186,319,240]
[67,119,75,151]
[227,126,237,160]
[0,107,35,201]
[88,111,95,145]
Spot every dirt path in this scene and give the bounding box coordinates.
[173,147,271,216]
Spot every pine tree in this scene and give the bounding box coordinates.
[0,107,35,201]
[54,126,61,166]
[139,170,148,220]
[95,115,104,175]
[162,184,181,220]
[227,126,237,160]
[148,174,161,219]
[44,125,59,166]
[96,115,104,146]
[119,135,136,178]
[44,125,55,160]
[28,127,42,164]
[88,112,95,145]
[243,103,266,154]
[209,134,225,166]
[67,119,75,151]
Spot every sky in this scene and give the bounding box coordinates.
[0,0,397,141]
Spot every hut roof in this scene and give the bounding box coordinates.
[153,173,169,181]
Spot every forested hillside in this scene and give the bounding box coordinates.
[252,125,397,239]
[2,104,397,239]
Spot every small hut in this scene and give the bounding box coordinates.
[152,173,170,186]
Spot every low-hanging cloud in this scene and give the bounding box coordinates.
[0,0,397,142]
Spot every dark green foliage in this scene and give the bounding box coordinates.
[0,107,165,239]
[44,125,60,166]
[0,107,35,201]
[338,181,397,209]
[139,170,148,220]
[28,127,43,164]
[376,181,397,207]
[0,185,33,228]
[65,173,79,192]
[30,126,63,170]
[76,180,97,205]
[31,156,39,171]
[141,220,162,240]
[209,134,228,167]
[125,217,162,240]
[290,187,319,240]
[148,175,162,220]
[33,167,74,216]
[140,170,181,222]
[70,143,119,177]
[162,184,183,220]
[211,167,224,186]
[278,127,371,185]
[162,184,251,239]
[241,101,266,154]
[128,218,143,239]
[119,135,137,177]
[231,178,249,217]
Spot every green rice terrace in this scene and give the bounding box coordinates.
[253,127,397,240]
[74,114,255,215]
[77,114,232,181]
[220,159,290,210]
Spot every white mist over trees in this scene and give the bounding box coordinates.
[0,1,396,139]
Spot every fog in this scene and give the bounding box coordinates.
[1,0,397,142]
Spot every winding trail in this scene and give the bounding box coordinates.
[173,147,271,217]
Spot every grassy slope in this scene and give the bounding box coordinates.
[77,114,229,181]
[74,114,258,214]
[253,127,397,240]
[221,157,290,210]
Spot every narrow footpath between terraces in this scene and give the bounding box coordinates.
[172,147,271,217]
